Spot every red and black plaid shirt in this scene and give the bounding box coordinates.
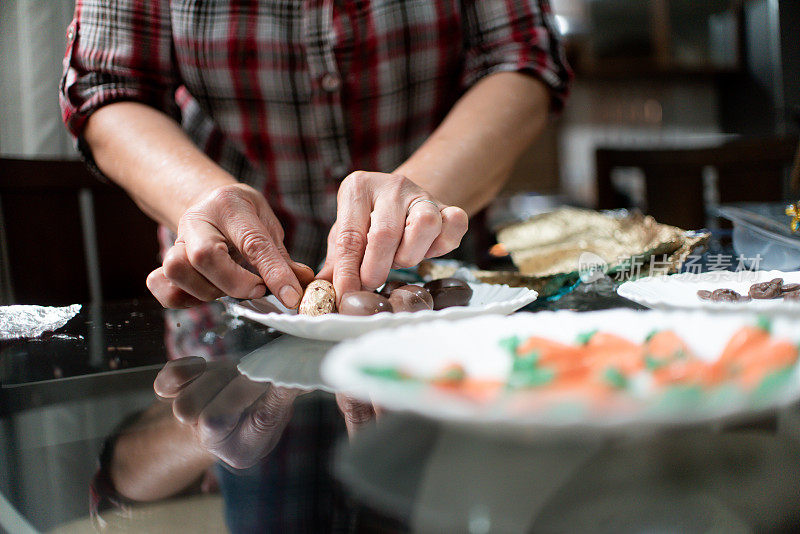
[60,0,571,266]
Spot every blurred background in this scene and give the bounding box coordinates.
[1,0,799,305]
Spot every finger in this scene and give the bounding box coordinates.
[180,218,267,300]
[315,224,337,283]
[146,267,205,309]
[220,212,303,309]
[218,386,302,469]
[360,195,405,290]
[154,356,207,398]
[291,262,316,288]
[336,393,376,438]
[316,263,333,283]
[163,241,228,302]
[196,375,269,447]
[333,180,372,301]
[392,200,442,268]
[172,365,239,425]
[424,206,469,258]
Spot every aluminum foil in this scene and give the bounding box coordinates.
[417,209,709,299]
[0,304,82,341]
[496,208,691,277]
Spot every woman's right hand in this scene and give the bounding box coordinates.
[146,183,314,308]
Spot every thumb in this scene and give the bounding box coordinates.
[154,357,207,399]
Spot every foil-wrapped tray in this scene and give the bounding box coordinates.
[420,208,709,298]
[496,208,700,277]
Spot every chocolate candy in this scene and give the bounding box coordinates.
[389,286,433,313]
[748,279,783,299]
[339,291,393,316]
[698,279,800,303]
[781,283,800,294]
[395,285,433,308]
[423,278,473,310]
[378,280,405,298]
[709,288,750,303]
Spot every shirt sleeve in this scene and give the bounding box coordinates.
[460,0,572,112]
[59,0,180,139]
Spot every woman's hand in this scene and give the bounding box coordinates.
[154,357,302,469]
[317,172,468,300]
[153,357,380,468]
[146,183,314,309]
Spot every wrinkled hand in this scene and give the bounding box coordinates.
[317,172,468,300]
[147,183,315,309]
[335,393,379,438]
[154,356,302,469]
[154,358,380,467]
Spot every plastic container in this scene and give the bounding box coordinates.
[717,203,800,271]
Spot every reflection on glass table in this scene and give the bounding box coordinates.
[2,286,800,532]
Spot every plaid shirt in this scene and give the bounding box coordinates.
[60,0,571,266]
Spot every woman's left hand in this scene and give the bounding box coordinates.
[317,172,468,301]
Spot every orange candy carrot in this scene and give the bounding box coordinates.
[716,326,771,371]
[583,332,645,374]
[736,340,799,388]
[645,330,693,360]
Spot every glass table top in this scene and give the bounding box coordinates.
[2,281,800,533]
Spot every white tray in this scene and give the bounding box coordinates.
[322,310,800,429]
[617,270,800,312]
[227,282,538,341]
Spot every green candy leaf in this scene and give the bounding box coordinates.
[512,351,540,372]
[645,355,667,370]
[576,329,598,345]
[360,366,409,381]
[755,366,794,397]
[499,335,521,355]
[508,366,555,389]
[755,315,772,334]
[603,367,628,389]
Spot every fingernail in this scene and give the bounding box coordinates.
[249,285,266,299]
[294,262,313,273]
[279,286,301,308]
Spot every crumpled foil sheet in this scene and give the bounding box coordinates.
[418,208,709,299]
[0,304,82,341]
[497,208,689,277]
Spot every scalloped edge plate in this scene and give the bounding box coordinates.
[321,310,800,429]
[617,270,800,312]
[226,282,538,341]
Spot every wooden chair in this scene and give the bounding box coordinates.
[0,158,160,305]
[596,135,799,229]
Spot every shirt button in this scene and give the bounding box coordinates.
[67,26,74,40]
[320,72,342,93]
[330,162,349,179]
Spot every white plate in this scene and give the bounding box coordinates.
[321,310,800,429]
[238,335,335,391]
[226,282,538,341]
[617,270,800,312]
